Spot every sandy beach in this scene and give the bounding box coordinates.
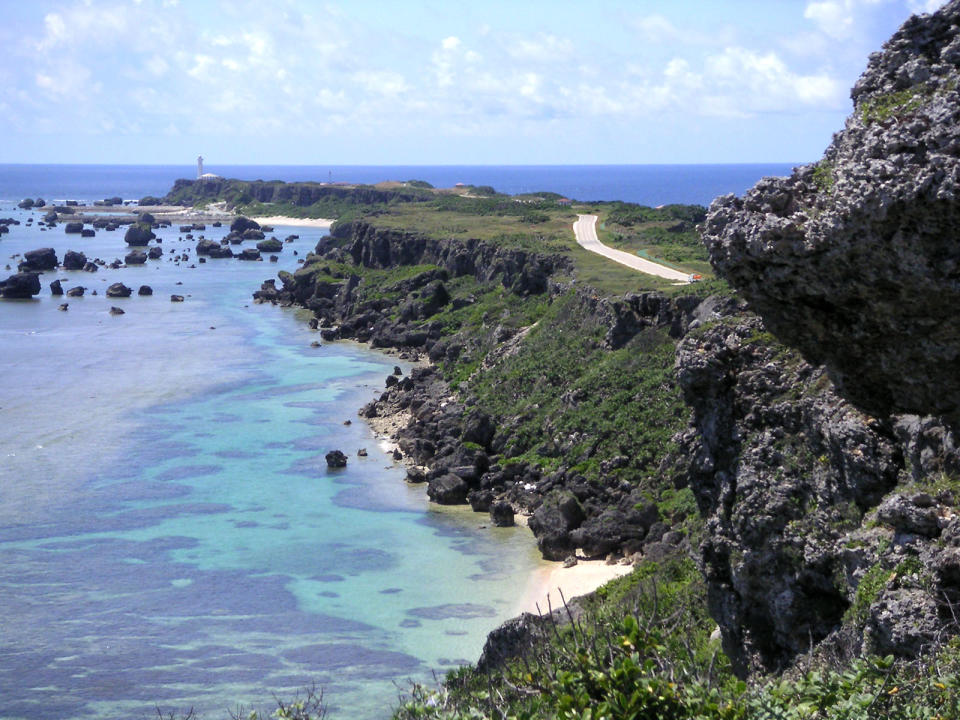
[250,215,333,229]
[518,558,634,616]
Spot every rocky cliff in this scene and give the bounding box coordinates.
[703,1,960,422]
[164,178,433,210]
[259,220,715,563]
[690,0,960,677]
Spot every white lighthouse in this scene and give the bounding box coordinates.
[196,156,220,181]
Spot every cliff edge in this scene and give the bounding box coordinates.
[690,0,960,677]
[703,0,960,421]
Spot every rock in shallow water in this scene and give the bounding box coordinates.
[325,450,348,468]
[0,272,41,298]
[106,282,132,298]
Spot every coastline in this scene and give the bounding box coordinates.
[348,353,636,622]
[517,558,634,616]
[36,204,334,230]
[250,215,333,229]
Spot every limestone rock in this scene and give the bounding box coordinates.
[19,248,57,271]
[0,272,41,298]
[325,450,348,468]
[106,282,132,298]
[63,250,86,270]
[124,223,154,246]
[701,0,960,421]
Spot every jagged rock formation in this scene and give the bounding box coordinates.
[688,1,960,676]
[703,0,960,421]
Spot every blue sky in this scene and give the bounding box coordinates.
[0,0,946,165]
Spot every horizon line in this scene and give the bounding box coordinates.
[0,161,808,168]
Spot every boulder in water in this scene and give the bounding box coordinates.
[19,248,58,271]
[325,450,348,468]
[256,238,283,252]
[230,216,261,233]
[0,272,41,298]
[106,282,132,298]
[63,250,86,270]
[124,223,154,246]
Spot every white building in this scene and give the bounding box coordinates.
[197,155,220,181]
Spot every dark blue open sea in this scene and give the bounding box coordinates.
[0,163,798,207]
[0,164,790,720]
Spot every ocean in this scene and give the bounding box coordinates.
[0,163,798,208]
[0,164,794,720]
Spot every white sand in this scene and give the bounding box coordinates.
[250,215,334,228]
[517,559,634,616]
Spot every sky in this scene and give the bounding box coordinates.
[0,0,949,165]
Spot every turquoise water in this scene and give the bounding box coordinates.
[0,205,540,719]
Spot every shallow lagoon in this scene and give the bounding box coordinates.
[0,206,540,719]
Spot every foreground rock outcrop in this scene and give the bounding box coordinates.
[689,0,960,677]
[703,0,960,422]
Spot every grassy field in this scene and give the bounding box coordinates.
[352,194,719,297]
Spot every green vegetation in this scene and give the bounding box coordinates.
[167,176,716,293]
[391,549,960,720]
[394,555,960,720]
[845,563,891,626]
[361,196,716,296]
[158,174,960,718]
[464,292,688,484]
[597,203,712,277]
[858,84,935,125]
[162,177,437,219]
[813,160,836,194]
[394,556,737,720]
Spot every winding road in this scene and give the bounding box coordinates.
[572,214,692,282]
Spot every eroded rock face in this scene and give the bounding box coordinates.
[687,2,960,677]
[702,0,960,421]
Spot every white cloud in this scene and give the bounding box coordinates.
[353,70,409,97]
[187,54,215,79]
[635,14,679,44]
[805,1,855,39]
[703,46,842,113]
[509,34,573,63]
[145,55,169,77]
[38,13,67,49]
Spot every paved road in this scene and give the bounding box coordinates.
[572,214,691,282]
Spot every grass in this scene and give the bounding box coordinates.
[859,86,929,125]
[362,197,716,297]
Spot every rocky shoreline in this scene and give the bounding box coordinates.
[253,218,716,566]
